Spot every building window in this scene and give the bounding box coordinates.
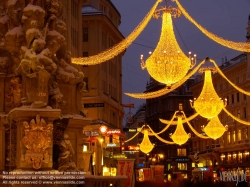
[226,96,229,105]
[238,152,243,163]
[233,131,236,143]
[228,132,231,144]
[83,28,88,42]
[102,31,107,47]
[238,130,241,141]
[245,128,248,139]
[83,52,88,57]
[237,92,240,102]
[244,108,247,119]
[177,163,187,170]
[231,94,234,104]
[243,94,247,100]
[177,149,186,156]
[237,110,241,119]
[227,153,232,163]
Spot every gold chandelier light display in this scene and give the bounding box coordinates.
[139,129,154,154]
[125,57,205,99]
[202,116,228,140]
[71,0,162,65]
[140,7,196,87]
[174,0,250,52]
[170,116,191,145]
[190,66,227,119]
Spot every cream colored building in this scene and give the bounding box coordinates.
[61,0,89,57]
[189,18,250,173]
[81,0,125,175]
[190,54,250,174]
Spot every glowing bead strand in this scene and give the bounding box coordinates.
[159,113,199,125]
[146,125,175,144]
[72,0,162,65]
[174,0,250,52]
[223,107,250,126]
[210,59,250,96]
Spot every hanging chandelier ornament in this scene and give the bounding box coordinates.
[190,59,227,119]
[125,59,205,99]
[140,6,196,88]
[169,104,190,145]
[170,113,191,145]
[202,116,228,140]
[139,129,154,154]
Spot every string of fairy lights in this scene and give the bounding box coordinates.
[74,0,250,154]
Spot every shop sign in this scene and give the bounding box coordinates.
[123,128,137,132]
[137,163,145,167]
[165,157,191,162]
[104,143,120,148]
[112,154,127,159]
[106,129,121,135]
[173,157,191,162]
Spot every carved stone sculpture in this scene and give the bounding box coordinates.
[49,81,65,109]
[5,76,22,107]
[58,134,79,172]
[22,115,52,169]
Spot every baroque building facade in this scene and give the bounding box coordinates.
[145,77,194,179]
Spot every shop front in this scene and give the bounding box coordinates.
[165,157,192,180]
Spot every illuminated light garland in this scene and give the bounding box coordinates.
[159,112,199,125]
[210,59,250,96]
[149,111,178,136]
[124,131,140,143]
[125,59,205,99]
[140,7,196,87]
[139,129,154,154]
[147,125,175,144]
[181,113,210,139]
[223,107,250,125]
[202,116,227,140]
[174,0,250,52]
[72,0,162,65]
[170,116,190,145]
[190,68,227,119]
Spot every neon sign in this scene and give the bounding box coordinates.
[106,129,121,135]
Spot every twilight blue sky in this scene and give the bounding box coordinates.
[111,0,250,122]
